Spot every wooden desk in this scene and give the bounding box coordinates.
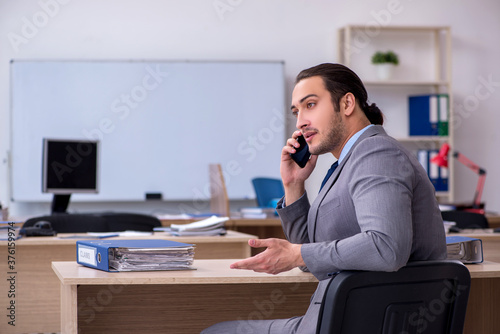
[448,232,500,332]
[463,262,500,333]
[227,218,286,243]
[52,260,500,334]
[52,260,318,334]
[486,213,500,228]
[0,231,256,334]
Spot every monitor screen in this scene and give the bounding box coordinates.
[42,138,99,194]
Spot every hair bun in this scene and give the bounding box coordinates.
[365,103,384,125]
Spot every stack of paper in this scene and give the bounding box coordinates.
[168,216,229,236]
[109,246,194,271]
[76,239,195,272]
[240,207,277,219]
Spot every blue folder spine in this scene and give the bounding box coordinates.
[77,241,112,271]
[409,95,439,136]
[416,149,448,192]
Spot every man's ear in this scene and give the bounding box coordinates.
[342,92,356,116]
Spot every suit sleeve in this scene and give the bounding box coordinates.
[276,193,311,244]
[301,138,416,280]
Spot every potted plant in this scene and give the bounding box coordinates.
[371,50,399,80]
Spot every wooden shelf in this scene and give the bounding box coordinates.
[395,136,449,142]
[364,80,449,86]
[338,24,454,202]
[344,25,450,32]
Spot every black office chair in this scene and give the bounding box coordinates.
[316,260,471,334]
[441,210,489,229]
[251,177,285,207]
[22,212,161,233]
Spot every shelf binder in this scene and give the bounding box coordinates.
[438,94,449,136]
[446,236,483,264]
[409,95,438,136]
[76,239,195,272]
[428,150,439,189]
[409,94,449,137]
[437,161,449,192]
[431,148,449,192]
[417,150,429,174]
[416,149,448,192]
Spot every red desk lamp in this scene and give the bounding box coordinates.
[431,143,486,214]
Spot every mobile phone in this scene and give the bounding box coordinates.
[290,135,311,168]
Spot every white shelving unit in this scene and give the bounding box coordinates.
[338,25,453,202]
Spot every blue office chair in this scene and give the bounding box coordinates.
[251,177,285,207]
[316,260,471,334]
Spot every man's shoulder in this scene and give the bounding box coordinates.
[356,127,402,150]
[350,128,417,166]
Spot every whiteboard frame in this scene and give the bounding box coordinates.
[10,60,286,202]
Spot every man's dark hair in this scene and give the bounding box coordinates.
[295,63,384,125]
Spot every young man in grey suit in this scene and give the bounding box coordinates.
[201,63,447,334]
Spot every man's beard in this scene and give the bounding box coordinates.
[309,111,345,156]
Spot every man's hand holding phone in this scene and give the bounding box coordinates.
[280,132,317,205]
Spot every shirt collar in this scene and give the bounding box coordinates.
[338,124,374,164]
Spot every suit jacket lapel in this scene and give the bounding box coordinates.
[308,125,386,242]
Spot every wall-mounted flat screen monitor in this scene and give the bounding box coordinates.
[42,138,99,213]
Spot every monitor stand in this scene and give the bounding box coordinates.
[51,194,71,214]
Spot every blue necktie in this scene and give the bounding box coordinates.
[320,161,339,192]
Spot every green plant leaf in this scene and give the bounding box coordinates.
[371,50,399,65]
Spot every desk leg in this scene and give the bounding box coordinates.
[60,284,78,334]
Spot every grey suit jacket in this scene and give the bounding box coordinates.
[276,125,446,333]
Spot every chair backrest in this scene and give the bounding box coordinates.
[316,260,471,334]
[251,177,284,207]
[98,212,161,231]
[23,212,161,233]
[441,210,489,229]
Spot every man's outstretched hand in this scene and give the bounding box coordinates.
[230,238,305,275]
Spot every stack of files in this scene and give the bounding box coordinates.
[442,220,456,234]
[446,236,483,264]
[409,94,449,136]
[240,207,277,219]
[76,239,195,272]
[417,149,448,192]
[167,215,228,236]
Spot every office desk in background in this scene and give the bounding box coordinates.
[161,217,286,244]
[486,213,500,228]
[162,215,500,257]
[52,260,500,334]
[0,231,256,334]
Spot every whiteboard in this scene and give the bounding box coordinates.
[10,60,286,202]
